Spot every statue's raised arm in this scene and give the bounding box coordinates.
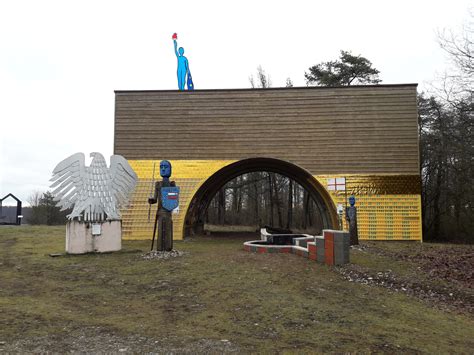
[173,38,179,57]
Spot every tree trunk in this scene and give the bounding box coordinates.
[302,189,309,229]
[272,173,283,227]
[307,196,313,227]
[217,188,225,225]
[286,179,293,229]
[432,158,442,240]
[253,174,259,226]
[231,177,239,224]
[267,173,274,226]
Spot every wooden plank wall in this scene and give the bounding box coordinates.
[114,85,419,175]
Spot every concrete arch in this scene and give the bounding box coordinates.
[183,157,338,236]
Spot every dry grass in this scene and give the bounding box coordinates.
[0,226,473,353]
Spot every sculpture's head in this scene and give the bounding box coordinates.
[90,152,106,165]
[178,47,184,56]
[349,196,356,207]
[160,160,172,178]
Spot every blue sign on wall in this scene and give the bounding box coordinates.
[161,186,180,212]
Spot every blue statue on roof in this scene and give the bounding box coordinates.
[172,33,194,91]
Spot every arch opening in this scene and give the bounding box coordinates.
[183,158,338,237]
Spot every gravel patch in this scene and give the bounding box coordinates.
[141,250,186,260]
[0,326,241,353]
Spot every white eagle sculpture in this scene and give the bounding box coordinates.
[50,152,138,222]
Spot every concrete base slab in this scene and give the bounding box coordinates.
[66,220,122,254]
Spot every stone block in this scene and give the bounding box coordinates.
[333,232,350,265]
[334,250,348,265]
[316,236,325,263]
[324,231,335,265]
[66,220,122,254]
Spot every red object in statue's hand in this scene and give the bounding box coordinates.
[172,33,178,40]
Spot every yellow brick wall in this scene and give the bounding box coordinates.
[122,160,235,240]
[122,160,422,241]
[322,191,422,240]
[315,175,422,240]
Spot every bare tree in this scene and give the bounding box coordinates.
[249,66,272,88]
[438,26,473,76]
[205,172,324,233]
[27,190,43,207]
[418,91,473,242]
[418,12,474,242]
[437,14,473,101]
[249,75,256,89]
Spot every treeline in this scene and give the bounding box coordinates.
[418,94,473,242]
[27,191,69,225]
[418,21,473,242]
[205,172,325,234]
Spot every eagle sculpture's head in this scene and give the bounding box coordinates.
[90,152,107,168]
[90,152,103,159]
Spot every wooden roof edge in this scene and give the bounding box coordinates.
[114,83,418,94]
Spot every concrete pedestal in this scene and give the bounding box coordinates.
[65,220,122,254]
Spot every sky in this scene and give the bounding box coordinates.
[0,0,472,206]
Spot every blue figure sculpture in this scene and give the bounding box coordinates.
[349,196,356,207]
[345,196,359,245]
[172,33,194,91]
[148,160,179,251]
[160,160,171,179]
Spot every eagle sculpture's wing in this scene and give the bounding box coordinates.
[49,153,86,212]
[109,155,138,210]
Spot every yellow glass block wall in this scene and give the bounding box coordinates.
[122,160,236,240]
[122,161,422,241]
[315,175,422,241]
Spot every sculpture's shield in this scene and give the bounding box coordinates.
[161,186,180,212]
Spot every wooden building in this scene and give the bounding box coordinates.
[114,84,422,241]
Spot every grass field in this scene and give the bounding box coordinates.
[0,226,473,353]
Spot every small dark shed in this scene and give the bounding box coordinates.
[0,193,22,225]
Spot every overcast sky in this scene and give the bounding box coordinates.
[0,0,471,205]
